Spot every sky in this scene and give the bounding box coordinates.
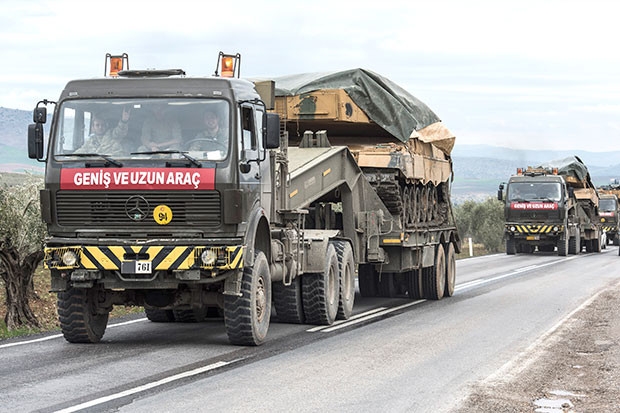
[2,0,620,152]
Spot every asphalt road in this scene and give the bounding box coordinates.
[1,248,618,413]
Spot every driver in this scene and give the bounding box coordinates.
[187,109,228,151]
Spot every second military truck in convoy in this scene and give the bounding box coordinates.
[28,53,460,346]
[498,156,602,256]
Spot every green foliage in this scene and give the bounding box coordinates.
[455,197,505,253]
[0,174,46,255]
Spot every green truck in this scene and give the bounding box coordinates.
[27,53,460,346]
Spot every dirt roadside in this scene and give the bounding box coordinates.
[454,279,620,412]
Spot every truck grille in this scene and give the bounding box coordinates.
[56,191,221,227]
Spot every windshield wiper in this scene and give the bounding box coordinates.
[130,150,201,168]
[56,153,123,167]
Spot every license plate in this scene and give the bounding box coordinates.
[121,260,152,274]
[526,235,539,241]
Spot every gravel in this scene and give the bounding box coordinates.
[453,281,620,412]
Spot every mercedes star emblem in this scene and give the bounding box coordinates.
[125,196,150,221]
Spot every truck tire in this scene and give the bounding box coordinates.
[506,237,516,255]
[57,286,109,343]
[568,232,580,255]
[423,244,446,300]
[333,241,355,320]
[145,308,175,322]
[358,264,379,297]
[378,273,398,298]
[223,250,271,346]
[557,237,568,256]
[444,243,456,297]
[272,276,305,324]
[302,243,339,325]
[407,269,423,299]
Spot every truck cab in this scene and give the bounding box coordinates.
[500,172,572,255]
[598,194,619,245]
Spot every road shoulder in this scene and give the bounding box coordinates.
[454,279,620,412]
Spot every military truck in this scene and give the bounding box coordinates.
[597,183,620,246]
[27,53,460,346]
[498,156,602,256]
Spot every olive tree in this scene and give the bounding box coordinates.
[454,197,504,253]
[0,175,46,329]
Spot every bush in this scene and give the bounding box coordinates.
[454,197,504,254]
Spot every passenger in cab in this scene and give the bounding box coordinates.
[75,106,131,155]
[140,103,182,151]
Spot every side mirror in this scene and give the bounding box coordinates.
[33,107,47,124]
[264,113,280,149]
[28,123,44,159]
[497,183,504,201]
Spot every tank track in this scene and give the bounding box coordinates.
[365,170,450,228]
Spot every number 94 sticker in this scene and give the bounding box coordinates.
[154,205,173,225]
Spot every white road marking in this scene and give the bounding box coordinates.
[53,360,235,413]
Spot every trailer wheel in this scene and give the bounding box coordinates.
[358,264,379,297]
[302,243,339,325]
[333,241,355,320]
[57,286,109,343]
[444,243,456,297]
[145,308,175,322]
[557,236,568,256]
[423,244,446,300]
[568,232,580,255]
[407,269,423,299]
[273,276,305,324]
[506,237,516,255]
[378,273,398,298]
[224,250,271,346]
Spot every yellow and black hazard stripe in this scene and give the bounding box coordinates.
[506,224,563,234]
[601,225,618,232]
[44,245,244,271]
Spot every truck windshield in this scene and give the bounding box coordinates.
[51,98,230,161]
[507,182,562,202]
[599,198,617,211]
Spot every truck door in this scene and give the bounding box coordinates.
[238,104,271,219]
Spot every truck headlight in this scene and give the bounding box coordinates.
[201,249,217,266]
[62,250,78,266]
[510,226,516,232]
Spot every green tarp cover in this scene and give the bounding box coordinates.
[539,156,591,184]
[270,68,440,143]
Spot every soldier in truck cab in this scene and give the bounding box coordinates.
[186,109,228,152]
[75,106,131,155]
[140,103,182,151]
